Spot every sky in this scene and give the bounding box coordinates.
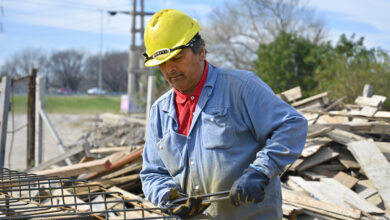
[1,0,390,67]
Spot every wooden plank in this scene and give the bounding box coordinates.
[326,128,366,145]
[295,99,323,111]
[33,158,111,178]
[0,196,65,217]
[309,167,339,177]
[282,188,361,219]
[41,188,90,211]
[366,193,384,208]
[303,110,390,121]
[101,159,142,179]
[282,203,303,217]
[290,176,384,214]
[28,144,84,172]
[278,86,302,102]
[358,187,377,199]
[334,171,358,189]
[320,178,384,214]
[374,111,390,119]
[317,114,349,124]
[288,158,304,171]
[351,106,378,123]
[355,95,386,108]
[368,122,390,135]
[338,152,360,169]
[292,92,328,108]
[88,174,139,189]
[347,140,390,210]
[307,127,334,139]
[310,164,346,172]
[296,147,339,172]
[301,171,327,180]
[377,142,390,161]
[89,145,143,154]
[303,112,320,125]
[108,186,157,209]
[301,137,332,157]
[107,186,167,218]
[286,177,308,194]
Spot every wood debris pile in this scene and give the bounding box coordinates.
[279,85,390,220]
[20,85,390,219]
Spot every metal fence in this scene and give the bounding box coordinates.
[0,168,177,219]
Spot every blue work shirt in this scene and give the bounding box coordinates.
[140,63,307,219]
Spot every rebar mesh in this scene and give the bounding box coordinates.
[0,168,177,219]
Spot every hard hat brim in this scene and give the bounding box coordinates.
[144,48,182,67]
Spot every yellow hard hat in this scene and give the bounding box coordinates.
[143,9,202,67]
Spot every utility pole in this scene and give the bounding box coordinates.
[98,10,104,90]
[108,0,153,112]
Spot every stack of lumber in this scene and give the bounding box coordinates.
[279,86,390,219]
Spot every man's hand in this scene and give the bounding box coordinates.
[168,188,210,219]
[229,167,269,207]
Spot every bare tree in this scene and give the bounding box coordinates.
[49,49,86,91]
[83,51,128,92]
[202,0,326,70]
[0,48,49,77]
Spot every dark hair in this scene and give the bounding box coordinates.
[190,33,206,55]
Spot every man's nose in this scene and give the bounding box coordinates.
[164,60,177,73]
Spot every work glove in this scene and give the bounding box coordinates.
[229,166,270,207]
[167,188,210,219]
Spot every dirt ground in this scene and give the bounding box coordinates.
[4,114,100,171]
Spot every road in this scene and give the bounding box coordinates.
[4,114,99,170]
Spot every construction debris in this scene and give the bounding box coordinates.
[1,85,389,219]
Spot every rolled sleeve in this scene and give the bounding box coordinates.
[241,75,307,178]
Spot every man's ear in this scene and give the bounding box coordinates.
[199,46,206,61]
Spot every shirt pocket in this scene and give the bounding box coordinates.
[155,131,186,177]
[201,107,235,149]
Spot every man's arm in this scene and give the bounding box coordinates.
[240,74,307,179]
[140,108,177,207]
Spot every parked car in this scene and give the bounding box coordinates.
[87,87,106,95]
[56,87,74,94]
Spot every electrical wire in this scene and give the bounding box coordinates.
[7,123,26,133]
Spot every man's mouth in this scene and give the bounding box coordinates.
[170,74,184,82]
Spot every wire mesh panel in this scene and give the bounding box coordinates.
[0,168,178,219]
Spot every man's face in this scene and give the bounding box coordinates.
[158,47,205,95]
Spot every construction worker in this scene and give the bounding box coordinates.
[140,9,307,219]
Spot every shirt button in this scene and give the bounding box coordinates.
[190,96,195,100]
[190,160,194,165]
[210,118,214,122]
[194,185,199,191]
[159,145,163,150]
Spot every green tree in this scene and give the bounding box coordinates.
[315,34,390,109]
[254,31,328,96]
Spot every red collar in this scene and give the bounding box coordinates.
[174,61,208,104]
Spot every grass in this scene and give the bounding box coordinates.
[11,95,122,114]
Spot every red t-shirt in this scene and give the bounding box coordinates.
[174,61,208,136]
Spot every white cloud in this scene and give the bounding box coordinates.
[311,0,390,32]
[4,0,132,35]
[309,0,390,51]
